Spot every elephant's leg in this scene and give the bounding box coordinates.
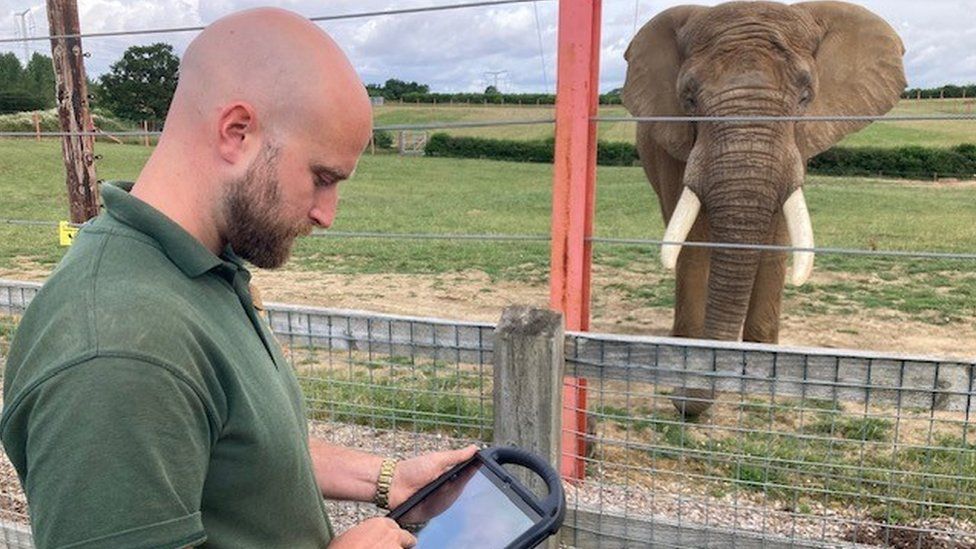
[670,219,714,417]
[672,219,709,338]
[743,212,788,343]
[635,131,714,417]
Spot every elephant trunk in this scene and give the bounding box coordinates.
[702,199,776,340]
[699,134,787,340]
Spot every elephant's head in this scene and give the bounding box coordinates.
[622,1,905,340]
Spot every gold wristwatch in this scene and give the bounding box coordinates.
[373,458,397,509]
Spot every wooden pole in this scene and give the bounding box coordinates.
[493,306,564,549]
[33,112,40,141]
[550,0,601,482]
[493,306,564,518]
[46,0,99,223]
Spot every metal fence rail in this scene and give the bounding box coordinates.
[2,279,974,547]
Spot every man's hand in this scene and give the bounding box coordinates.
[329,517,416,548]
[388,445,479,510]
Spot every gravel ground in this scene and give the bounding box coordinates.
[314,421,976,548]
[1,420,974,548]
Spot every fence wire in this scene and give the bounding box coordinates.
[1,279,974,548]
[3,111,975,139]
[3,218,975,262]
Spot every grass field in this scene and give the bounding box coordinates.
[372,98,976,147]
[0,138,974,329]
[1,136,974,531]
[6,98,967,147]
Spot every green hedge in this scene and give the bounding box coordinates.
[425,133,976,179]
[391,92,623,105]
[425,133,638,166]
[807,144,976,179]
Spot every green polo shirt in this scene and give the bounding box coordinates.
[1,182,333,548]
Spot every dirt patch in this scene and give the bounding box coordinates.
[250,267,976,360]
[2,259,973,360]
[0,257,52,282]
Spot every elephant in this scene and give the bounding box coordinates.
[621,1,906,416]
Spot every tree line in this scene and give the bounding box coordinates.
[365,78,623,105]
[904,84,976,99]
[0,52,56,114]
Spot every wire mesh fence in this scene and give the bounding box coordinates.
[563,334,976,548]
[2,278,974,547]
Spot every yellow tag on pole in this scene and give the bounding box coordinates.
[58,221,79,246]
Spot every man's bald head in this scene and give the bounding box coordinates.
[135,7,372,261]
[172,7,370,142]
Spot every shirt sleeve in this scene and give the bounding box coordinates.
[4,356,215,549]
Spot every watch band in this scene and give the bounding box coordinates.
[373,458,397,509]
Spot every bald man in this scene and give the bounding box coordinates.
[1,8,475,549]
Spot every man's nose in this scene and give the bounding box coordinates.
[309,187,339,228]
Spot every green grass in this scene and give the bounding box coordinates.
[373,99,975,148]
[0,315,17,364]
[599,397,976,523]
[1,138,975,324]
[294,352,491,439]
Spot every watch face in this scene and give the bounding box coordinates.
[396,461,542,549]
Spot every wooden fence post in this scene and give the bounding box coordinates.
[46,0,99,223]
[493,306,564,510]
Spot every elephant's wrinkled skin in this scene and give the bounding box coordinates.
[622,1,906,416]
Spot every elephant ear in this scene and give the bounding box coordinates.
[793,1,907,159]
[622,6,705,161]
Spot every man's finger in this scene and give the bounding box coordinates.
[400,528,418,548]
[437,445,478,469]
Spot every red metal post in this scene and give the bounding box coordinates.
[550,0,601,481]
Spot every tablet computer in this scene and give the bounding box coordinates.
[387,446,565,549]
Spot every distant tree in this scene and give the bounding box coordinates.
[365,83,384,97]
[0,52,46,113]
[600,87,623,105]
[99,43,179,124]
[484,85,500,95]
[0,53,23,89]
[24,53,56,108]
[379,78,429,100]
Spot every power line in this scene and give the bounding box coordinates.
[483,70,508,91]
[14,8,34,64]
[632,0,640,37]
[532,1,549,93]
[0,0,555,44]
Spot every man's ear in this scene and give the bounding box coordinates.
[216,102,258,164]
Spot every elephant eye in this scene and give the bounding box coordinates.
[682,95,698,113]
[798,88,812,107]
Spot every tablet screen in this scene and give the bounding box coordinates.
[395,461,542,548]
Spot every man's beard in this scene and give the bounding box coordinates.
[220,144,312,269]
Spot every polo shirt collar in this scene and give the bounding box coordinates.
[102,181,224,278]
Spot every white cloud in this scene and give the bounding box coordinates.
[0,0,972,90]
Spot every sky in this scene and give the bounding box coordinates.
[1,0,974,93]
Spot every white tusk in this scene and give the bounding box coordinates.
[783,188,815,286]
[661,188,701,270]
